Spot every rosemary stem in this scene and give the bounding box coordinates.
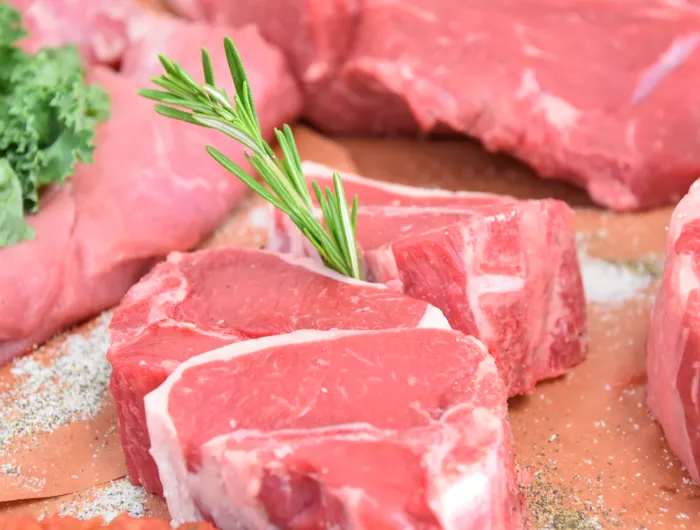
[138,40,362,280]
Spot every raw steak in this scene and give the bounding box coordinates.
[166,0,700,210]
[108,247,450,494]
[647,179,700,483]
[0,24,301,366]
[267,164,587,396]
[145,328,524,529]
[7,0,141,66]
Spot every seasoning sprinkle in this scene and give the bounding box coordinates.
[59,478,146,522]
[0,312,112,453]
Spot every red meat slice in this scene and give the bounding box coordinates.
[647,179,700,483]
[267,163,587,396]
[145,328,524,529]
[108,248,451,494]
[0,22,302,365]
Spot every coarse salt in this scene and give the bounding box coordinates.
[0,463,20,477]
[59,478,146,522]
[579,255,655,304]
[0,312,113,454]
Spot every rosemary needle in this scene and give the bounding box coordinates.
[138,38,362,280]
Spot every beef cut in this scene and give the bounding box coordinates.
[0,23,302,366]
[647,179,700,483]
[267,163,587,396]
[145,328,524,529]
[166,0,700,211]
[108,248,450,494]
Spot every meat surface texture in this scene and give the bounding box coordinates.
[166,0,700,210]
[0,24,302,366]
[145,328,524,529]
[108,248,450,494]
[7,0,142,66]
[647,179,700,483]
[162,0,358,89]
[267,163,588,396]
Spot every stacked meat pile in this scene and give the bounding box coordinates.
[6,0,700,527]
[107,167,587,528]
[3,0,698,358]
[3,0,698,367]
[268,162,587,396]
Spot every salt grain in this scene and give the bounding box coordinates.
[60,478,146,522]
[579,256,655,304]
[0,313,112,453]
[0,463,20,477]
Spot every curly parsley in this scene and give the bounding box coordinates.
[0,4,110,247]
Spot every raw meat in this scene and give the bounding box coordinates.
[310,0,700,211]
[362,206,586,396]
[647,179,700,483]
[162,0,357,88]
[166,0,700,210]
[0,23,302,365]
[7,0,141,66]
[145,328,524,529]
[108,247,451,494]
[267,164,587,396]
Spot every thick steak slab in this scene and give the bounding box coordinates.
[0,22,301,366]
[108,248,450,494]
[647,179,700,483]
[308,0,700,210]
[267,163,587,396]
[145,328,524,529]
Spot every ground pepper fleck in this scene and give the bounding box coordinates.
[0,312,112,454]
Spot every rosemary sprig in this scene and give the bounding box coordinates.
[138,38,362,279]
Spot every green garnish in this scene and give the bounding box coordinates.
[0,4,110,248]
[138,38,362,280]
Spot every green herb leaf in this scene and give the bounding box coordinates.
[201,49,216,87]
[140,40,362,279]
[0,159,35,247]
[0,3,26,48]
[0,5,110,248]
